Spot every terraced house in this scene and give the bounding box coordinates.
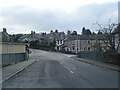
[64,34,108,54]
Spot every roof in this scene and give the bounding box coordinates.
[19,33,48,40]
[0,30,10,37]
[78,35,95,40]
[0,42,28,45]
[66,35,77,41]
[56,36,67,40]
[78,35,107,40]
[66,34,107,41]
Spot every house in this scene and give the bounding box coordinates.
[48,30,65,42]
[55,38,64,51]
[18,30,66,50]
[55,37,67,51]
[18,31,48,44]
[55,31,66,51]
[64,34,108,54]
[48,30,66,51]
[0,28,10,42]
[64,35,77,53]
[112,23,120,54]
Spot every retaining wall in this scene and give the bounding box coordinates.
[0,42,28,66]
[77,51,104,60]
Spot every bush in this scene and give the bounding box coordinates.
[104,52,120,64]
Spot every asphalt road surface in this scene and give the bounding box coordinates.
[3,49,118,88]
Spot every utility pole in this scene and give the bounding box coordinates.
[76,34,78,55]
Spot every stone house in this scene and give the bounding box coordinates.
[64,36,77,53]
[0,28,10,42]
[64,34,108,54]
[18,31,48,44]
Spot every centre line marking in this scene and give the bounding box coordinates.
[59,61,74,74]
[64,66,74,74]
[69,70,74,74]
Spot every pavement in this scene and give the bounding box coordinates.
[1,58,36,84]
[71,56,119,72]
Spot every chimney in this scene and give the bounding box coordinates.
[3,28,7,32]
[67,30,71,37]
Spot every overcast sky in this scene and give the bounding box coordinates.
[0,0,119,34]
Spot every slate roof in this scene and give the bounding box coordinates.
[56,36,67,40]
[66,34,107,41]
[19,33,48,40]
[19,31,65,41]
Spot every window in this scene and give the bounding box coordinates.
[72,46,75,50]
[60,40,62,44]
[88,47,90,50]
[88,40,90,43]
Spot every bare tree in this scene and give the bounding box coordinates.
[93,19,118,54]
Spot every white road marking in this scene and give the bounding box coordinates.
[59,61,74,74]
[64,66,74,74]
[69,70,74,74]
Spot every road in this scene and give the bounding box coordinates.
[3,49,118,88]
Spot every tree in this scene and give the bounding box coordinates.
[42,33,46,35]
[50,30,53,33]
[86,29,91,35]
[30,40,39,48]
[72,31,77,35]
[82,27,91,35]
[93,19,118,54]
[82,27,86,35]
[92,32,96,35]
[97,30,103,34]
[49,39,56,51]
[55,29,58,33]
[11,34,23,42]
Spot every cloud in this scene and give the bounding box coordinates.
[0,2,118,34]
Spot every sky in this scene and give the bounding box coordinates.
[0,0,119,34]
